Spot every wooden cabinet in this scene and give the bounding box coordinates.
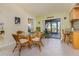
[70,6,79,27]
[70,6,79,49]
[70,7,79,20]
[72,32,79,49]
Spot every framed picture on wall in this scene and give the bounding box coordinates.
[28,18,33,33]
[15,17,20,24]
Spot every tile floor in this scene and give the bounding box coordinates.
[51,33,60,39]
[0,38,79,56]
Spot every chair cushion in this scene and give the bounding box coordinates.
[32,37,40,41]
[19,39,28,43]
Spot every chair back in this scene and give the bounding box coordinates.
[12,34,20,43]
[33,31,43,41]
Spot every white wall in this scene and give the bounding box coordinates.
[0,4,35,47]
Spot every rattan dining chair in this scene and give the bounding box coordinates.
[12,34,30,56]
[31,31,44,51]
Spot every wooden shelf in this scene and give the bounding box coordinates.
[70,19,79,22]
[70,6,79,27]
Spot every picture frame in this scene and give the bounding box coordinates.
[15,17,20,24]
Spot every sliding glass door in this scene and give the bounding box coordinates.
[45,19,60,34]
[45,18,61,39]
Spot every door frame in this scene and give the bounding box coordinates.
[45,18,61,39]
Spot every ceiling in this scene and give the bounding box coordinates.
[17,3,75,16]
[0,3,75,16]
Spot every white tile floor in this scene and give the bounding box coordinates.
[0,38,79,56]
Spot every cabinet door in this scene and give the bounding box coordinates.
[72,8,79,19]
[73,32,79,49]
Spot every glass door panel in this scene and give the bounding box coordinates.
[58,22,60,33]
[46,22,51,32]
[51,22,57,33]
